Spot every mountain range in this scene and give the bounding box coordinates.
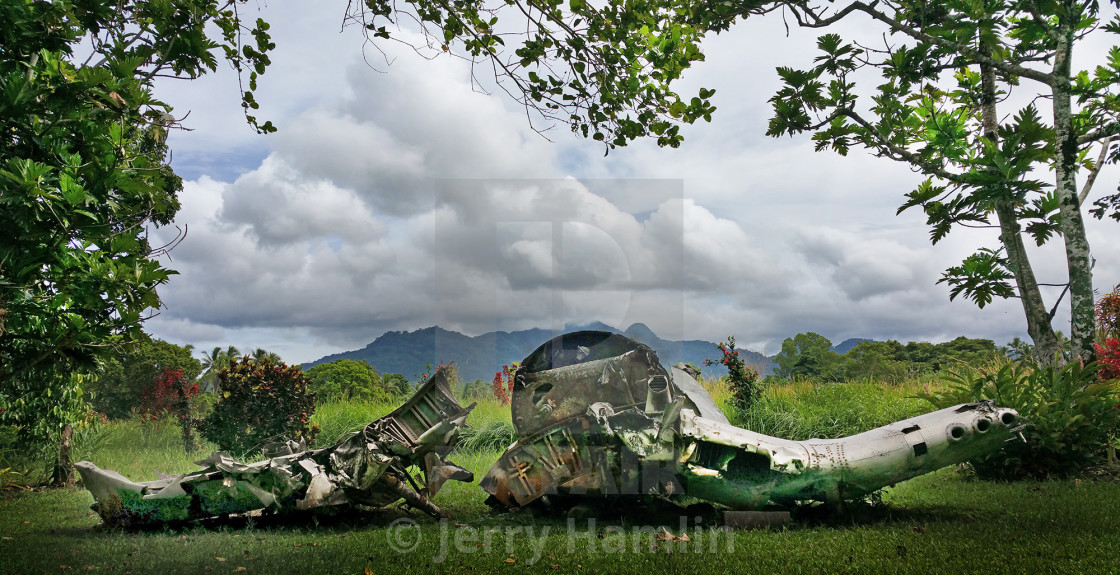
[303,322,780,383]
[303,323,876,383]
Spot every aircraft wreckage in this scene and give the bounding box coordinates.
[78,331,1022,526]
[480,331,1022,512]
[77,373,475,526]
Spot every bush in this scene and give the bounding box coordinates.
[198,358,319,456]
[922,360,1120,479]
[140,368,200,452]
[139,369,198,417]
[1097,338,1120,381]
[491,363,517,405]
[1097,284,1120,340]
[703,336,760,412]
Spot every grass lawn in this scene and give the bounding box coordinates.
[2,458,1119,575]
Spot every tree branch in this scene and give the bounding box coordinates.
[1077,122,1120,146]
[837,107,971,185]
[791,1,1056,85]
[1079,135,1113,205]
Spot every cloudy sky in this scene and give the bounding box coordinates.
[143,2,1120,364]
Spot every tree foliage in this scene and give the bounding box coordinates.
[773,332,842,381]
[87,338,202,419]
[346,0,1119,364]
[200,345,241,394]
[773,332,999,382]
[843,337,999,382]
[344,0,715,149]
[304,359,389,403]
[0,0,274,439]
[381,373,412,397]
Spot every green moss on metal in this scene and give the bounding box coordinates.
[191,480,264,515]
[117,489,192,522]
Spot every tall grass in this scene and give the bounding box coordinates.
[72,418,221,480]
[310,399,397,447]
[701,374,946,440]
[311,394,517,452]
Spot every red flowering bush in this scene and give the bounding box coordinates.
[704,336,760,412]
[1097,284,1120,340]
[139,368,199,418]
[140,368,200,452]
[492,362,519,405]
[418,361,460,387]
[1097,338,1120,381]
[198,358,318,456]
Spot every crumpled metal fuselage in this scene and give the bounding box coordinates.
[77,372,474,526]
[481,331,1021,510]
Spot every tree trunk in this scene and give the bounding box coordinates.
[176,377,197,453]
[1051,16,1097,363]
[51,424,74,487]
[978,56,1061,363]
[994,201,1061,362]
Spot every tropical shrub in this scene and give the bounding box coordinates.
[491,363,518,405]
[198,358,318,456]
[704,337,760,412]
[140,368,200,452]
[1097,339,1120,382]
[139,369,198,418]
[922,361,1120,479]
[382,373,412,397]
[1097,284,1120,340]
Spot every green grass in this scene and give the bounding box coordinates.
[3,469,1120,574]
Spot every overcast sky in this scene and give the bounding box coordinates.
[143,2,1120,364]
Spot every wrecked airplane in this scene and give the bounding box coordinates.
[481,331,1022,511]
[77,330,1022,526]
[77,372,474,526]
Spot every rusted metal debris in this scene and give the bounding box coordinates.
[77,372,474,526]
[481,331,1022,512]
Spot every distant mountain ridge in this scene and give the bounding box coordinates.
[832,338,874,355]
[303,323,774,383]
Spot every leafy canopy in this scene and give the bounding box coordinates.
[0,0,274,439]
[87,338,202,419]
[304,359,390,403]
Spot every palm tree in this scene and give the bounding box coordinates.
[200,345,240,394]
[250,348,282,366]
